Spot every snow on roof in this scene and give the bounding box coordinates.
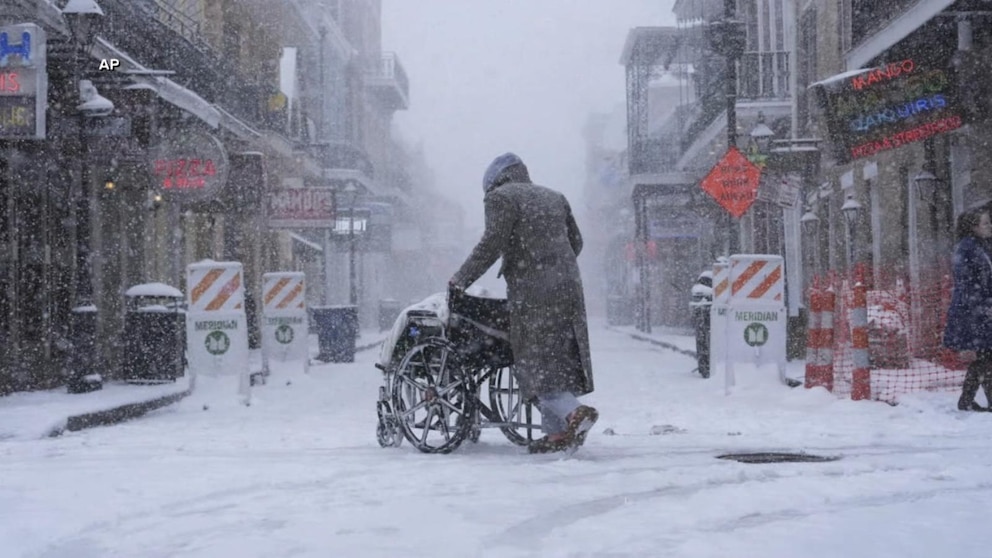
[808,67,873,89]
[125,283,184,298]
[92,38,223,129]
[289,233,323,252]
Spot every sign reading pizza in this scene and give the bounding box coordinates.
[701,146,761,218]
[147,129,228,200]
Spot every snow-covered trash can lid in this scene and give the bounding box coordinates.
[124,282,183,299]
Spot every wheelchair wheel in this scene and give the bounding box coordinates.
[487,365,541,446]
[392,340,473,454]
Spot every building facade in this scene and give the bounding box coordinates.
[0,0,437,393]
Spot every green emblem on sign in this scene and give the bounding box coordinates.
[205,330,231,355]
[275,324,294,344]
[744,322,768,347]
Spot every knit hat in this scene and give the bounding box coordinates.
[482,152,523,193]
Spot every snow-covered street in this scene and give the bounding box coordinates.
[3,323,991,558]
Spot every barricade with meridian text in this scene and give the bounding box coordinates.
[261,272,310,375]
[185,260,251,402]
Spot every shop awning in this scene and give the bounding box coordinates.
[91,38,259,140]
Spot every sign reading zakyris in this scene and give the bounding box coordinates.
[812,59,962,163]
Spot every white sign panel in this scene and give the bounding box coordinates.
[261,272,309,373]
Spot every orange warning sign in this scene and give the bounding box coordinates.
[700,146,762,218]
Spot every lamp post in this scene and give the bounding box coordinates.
[707,0,746,257]
[64,0,110,393]
[800,206,821,278]
[343,181,359,307]
[841,193,863,269]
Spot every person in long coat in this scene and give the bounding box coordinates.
[450,152,597,453]
[943,208,992,411]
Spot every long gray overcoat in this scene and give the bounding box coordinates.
[451,181,594,400]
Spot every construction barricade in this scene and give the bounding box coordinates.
[261,272,310,376]
[724,254,787,393]
[185,260,251,403]
[804,280,835,391]
[709,258,730,382]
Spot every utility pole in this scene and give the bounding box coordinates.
[708,0,746,256]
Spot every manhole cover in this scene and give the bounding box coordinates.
[716,452,841,464]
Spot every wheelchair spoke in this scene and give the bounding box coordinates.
[418,407,437,445]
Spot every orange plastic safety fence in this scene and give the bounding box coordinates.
[810,267,966,404]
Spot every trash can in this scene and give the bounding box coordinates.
[122,283,185,383]
[378,298,403,332]
[690,271,713,379]
[312,305,359,362]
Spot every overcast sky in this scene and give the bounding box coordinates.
[381,1,676,223]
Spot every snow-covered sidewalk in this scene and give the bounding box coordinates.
[0,376,193,441]
[0,329,390,443]
[606,323,698,355]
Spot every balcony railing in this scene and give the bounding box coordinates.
[629,136,680,176]
[148,0,213,56]
[737,50,791,100]
[365,52,409,111]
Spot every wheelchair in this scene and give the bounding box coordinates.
[374,287,542,453]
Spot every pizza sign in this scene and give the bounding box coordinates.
[148,129,228,200]
[153,158,219,190]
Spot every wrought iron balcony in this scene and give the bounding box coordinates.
[365,52,409,111]
[737,50,791,101]
[629,136,680,176]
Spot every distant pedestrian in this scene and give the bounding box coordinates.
[450,152,598,453]
[943,208,992,412]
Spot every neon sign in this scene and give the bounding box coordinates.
[0,72,20,94]
[0,24,45,140]
[153,159,219,190]
[0,31,31,67]
[148,130,228,200]
[813,59,961,163]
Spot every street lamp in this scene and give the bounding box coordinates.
[913,168,939,207]
[64,0,109,394]
[63,0,105,52]
[800,206,820,234]
[749,112,775,160]
[841,193,863,268]
[343,181,359,307]
[800,206,821,276]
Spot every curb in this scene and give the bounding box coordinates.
[49,377,195,437]
[605,326,804,388]
[605,325,698,358]
[356,338,386,353]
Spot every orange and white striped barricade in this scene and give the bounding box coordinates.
[709,258,731,380]
[185,260,250,402]
[804,282,835,391]
[725,254,787,392]
[261,272,309,375]
[850,281,871,400]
